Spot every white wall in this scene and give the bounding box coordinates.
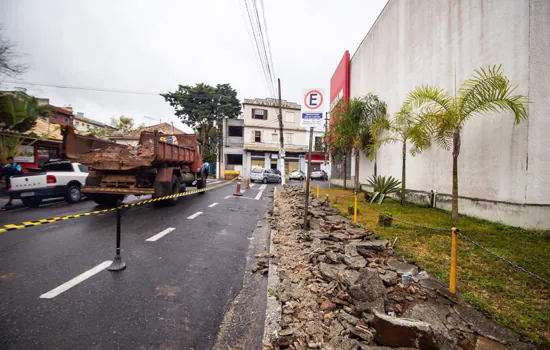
[349,0,549,228]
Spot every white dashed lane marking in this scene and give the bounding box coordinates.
[39,261,111,299]
[208,202,218,208]
[187,211,203,220]
[146,227,176,242]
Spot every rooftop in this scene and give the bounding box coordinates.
[110,122,186,138]
[73,115,115,129]
[243,98,301,110]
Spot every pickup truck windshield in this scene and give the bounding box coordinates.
[42,163,73,172]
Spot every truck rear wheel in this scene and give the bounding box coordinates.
[166,176,180,206]
[197,167,207,195]
[91,194,125,207]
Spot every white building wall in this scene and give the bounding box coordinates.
[349,0,549,228]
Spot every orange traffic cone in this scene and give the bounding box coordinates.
[233,177,243,196]
[245,178,250,189]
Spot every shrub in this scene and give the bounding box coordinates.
[378,212,393,226]
[367,175,401,204]
[348,204,360,215]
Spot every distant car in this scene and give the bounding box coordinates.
[9,160,89,208]
[250,168,281,184]
[311,170,328,181]
[289,170,305,181]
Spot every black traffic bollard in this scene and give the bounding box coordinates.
[108,199,126,271]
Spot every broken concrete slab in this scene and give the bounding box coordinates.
[475,336,507,350]
[454,304,517,344]
[372,311,441,349]
[319,262,346,282]
[356,240,389,252]
[379,270,399,286]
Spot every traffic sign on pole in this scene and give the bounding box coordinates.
[301,89,325,128]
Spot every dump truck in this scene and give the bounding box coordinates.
[61,126,207,206]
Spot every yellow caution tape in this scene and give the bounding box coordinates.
[0,178,236,233]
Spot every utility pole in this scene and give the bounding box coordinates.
[304,127,314,228]
[324,112,329,165]
[277,78,285,185]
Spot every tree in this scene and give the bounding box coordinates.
[161,83,240,162]
[370,104,415,205]
[405,65,528,221]
[0,91,40,163]
[0,28,26,78]
[110,115,135,134]
[329,94,387,192]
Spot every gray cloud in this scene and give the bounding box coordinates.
[1,0,387,131]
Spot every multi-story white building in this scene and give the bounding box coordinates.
[221,98,328,179]
[329,0,549,229]
[73,113,116,134]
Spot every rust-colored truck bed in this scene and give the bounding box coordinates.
[62,126,198,170]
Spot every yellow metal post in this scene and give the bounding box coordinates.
[316,183,320,197]
[353,191,358,223]
[450,227,459,293]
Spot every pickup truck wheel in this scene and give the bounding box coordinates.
[65,185,82,204]
[166,176,180,206]
[22,197,42,208]
[91,194,124,207]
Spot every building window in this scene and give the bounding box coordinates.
[226,154,243,165]
[271,133,278,142]
[228,126,243,137]
[254,130,262,142]
[75,122,79,126]
[252,108,267,120]
[285,112,294,123]
[286,133,293,144]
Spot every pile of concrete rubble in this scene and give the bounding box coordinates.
[87,139,155,161]
[262,185,535,350]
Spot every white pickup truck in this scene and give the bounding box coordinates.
[9,160,89,208]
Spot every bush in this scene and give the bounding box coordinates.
[348,204,359,215]
[367,175,401,204]
[378,212,393,226]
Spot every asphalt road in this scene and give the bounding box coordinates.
[0,180,275,349]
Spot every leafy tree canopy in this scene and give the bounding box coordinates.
[0,91,38,133]
[110,115,135,133]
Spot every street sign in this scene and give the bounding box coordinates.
[301,89,325,128]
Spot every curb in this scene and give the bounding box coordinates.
[262,187,281,346]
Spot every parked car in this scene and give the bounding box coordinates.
[272,169,282,176]
[9,160,89,208]
[289,170,305,181]
[250,168,281,184]
[311,170,328,181]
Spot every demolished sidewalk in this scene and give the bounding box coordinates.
[262,185,536,350]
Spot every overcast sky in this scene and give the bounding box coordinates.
[1,0,387,132]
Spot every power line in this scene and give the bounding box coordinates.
[259,0,276,90]
[2,80,160,96]
[243,0,276,98]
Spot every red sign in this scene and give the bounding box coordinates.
[330,51,350,122]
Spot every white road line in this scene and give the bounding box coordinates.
[255,190,264,200]
[224,195,231,199]
[39,261,111,299]
[208,202,218,208]
[146,227,176,242]
[207,181,222,186]
[259,184,267,190]
[250,183,255,188]
[187,211,203,219]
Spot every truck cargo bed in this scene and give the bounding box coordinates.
[62,127,198,171]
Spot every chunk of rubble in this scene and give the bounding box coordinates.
[319,263,345,282]
[386,257,419,276]
[349,268,387,302]
[371,311,440,348]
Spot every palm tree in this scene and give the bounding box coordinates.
[370,104,414,205]
[329,94,387,192]
[405,65,528,221]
